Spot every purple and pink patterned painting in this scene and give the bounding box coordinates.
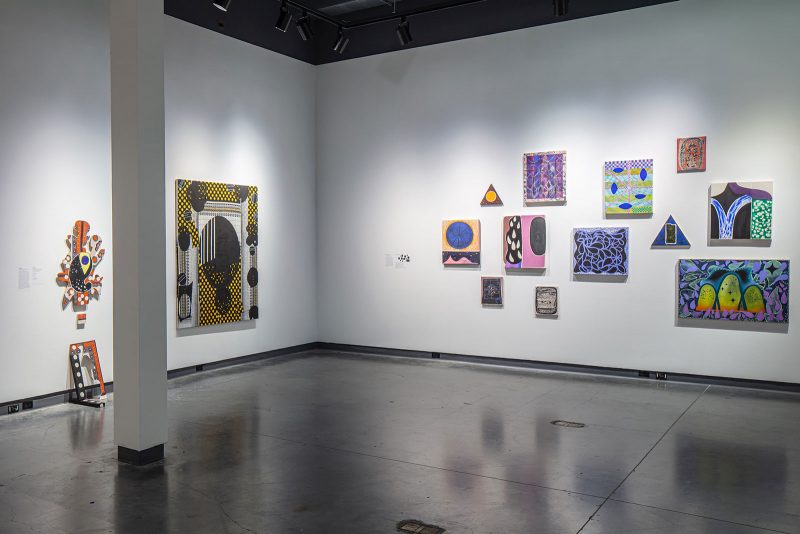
[524,151,566,203]
[678,259,789,323]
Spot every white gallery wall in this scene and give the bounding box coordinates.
[164,18,318,370]
[0,5,318,404]
[315,0,800,383]
[2,0,799,404]
[0,0,113,403]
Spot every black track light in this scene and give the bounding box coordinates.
[213,0,232,12]
[275,1,292,32]
[554,0,568,17]
[396,16,412,46]
[296,11,313,41]
[333,27,350,54]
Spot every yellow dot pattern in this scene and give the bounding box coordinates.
[175,179,258,327]
[247,186,258,229]
[198,261,243,326]
[175,180,200,248]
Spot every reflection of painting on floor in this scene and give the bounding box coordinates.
[481,277,503,306]
[524,151,566,203]
[678,260,789,323]
[572,227,629,276]
[604,159,653,215]
[175,179,259,328]
[442,219,480,265]
[503,215,546,269]
[709,182,772,241]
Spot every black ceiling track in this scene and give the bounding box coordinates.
[164,0,679,65]
[279,0,487,30]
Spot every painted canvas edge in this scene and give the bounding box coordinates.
[676,258,790,323]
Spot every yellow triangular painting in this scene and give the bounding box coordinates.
[480,184,503,206]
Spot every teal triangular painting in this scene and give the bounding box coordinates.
[652,215,690,248]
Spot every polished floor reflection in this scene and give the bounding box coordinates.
[1,351,798,533]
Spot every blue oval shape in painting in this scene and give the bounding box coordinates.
[446,221,474,250]
[640,169,648,180]
[611,183,618,194]
[619,203,633,210]
[613,167,624,174]
[635,194,646,199]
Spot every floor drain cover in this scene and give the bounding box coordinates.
[551,420,585,428]
[397,519,446,534]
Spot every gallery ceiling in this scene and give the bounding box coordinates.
[165,0,677,65]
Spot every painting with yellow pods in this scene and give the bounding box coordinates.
[678,259,789,323]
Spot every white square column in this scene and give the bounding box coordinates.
[110,0,168,465]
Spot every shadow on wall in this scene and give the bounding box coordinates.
[572,274,628,283]
[176,320,256,338]
[377,51,416,83]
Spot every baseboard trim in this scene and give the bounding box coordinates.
[3,340,797,416]
[165,341,319,379]
[317,342,800,393]
[118,444,164,466]
[0,342,318,415]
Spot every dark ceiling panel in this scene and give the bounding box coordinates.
[165,0,678,65]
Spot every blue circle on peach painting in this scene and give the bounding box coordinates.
[446,221,474,249]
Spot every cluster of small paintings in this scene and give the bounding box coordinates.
[678,260,789,323]
[709,182,772,241]
[442,219,481,265]
[572,227,629,276]
[175,179,259,328]
[524,151,566,203]
[503,215,547,269]
[604,159,653,215]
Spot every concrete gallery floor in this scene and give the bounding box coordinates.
[1,352,799,534]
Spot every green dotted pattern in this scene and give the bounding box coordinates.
[751,199,772,240]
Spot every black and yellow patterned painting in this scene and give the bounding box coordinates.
[175,179,258,328]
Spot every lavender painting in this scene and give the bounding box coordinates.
[524,151,566,203]
[678,259,789,323]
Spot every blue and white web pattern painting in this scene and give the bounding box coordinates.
[572,227,629,276]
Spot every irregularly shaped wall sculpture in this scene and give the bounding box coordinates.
[56,220,105,312]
